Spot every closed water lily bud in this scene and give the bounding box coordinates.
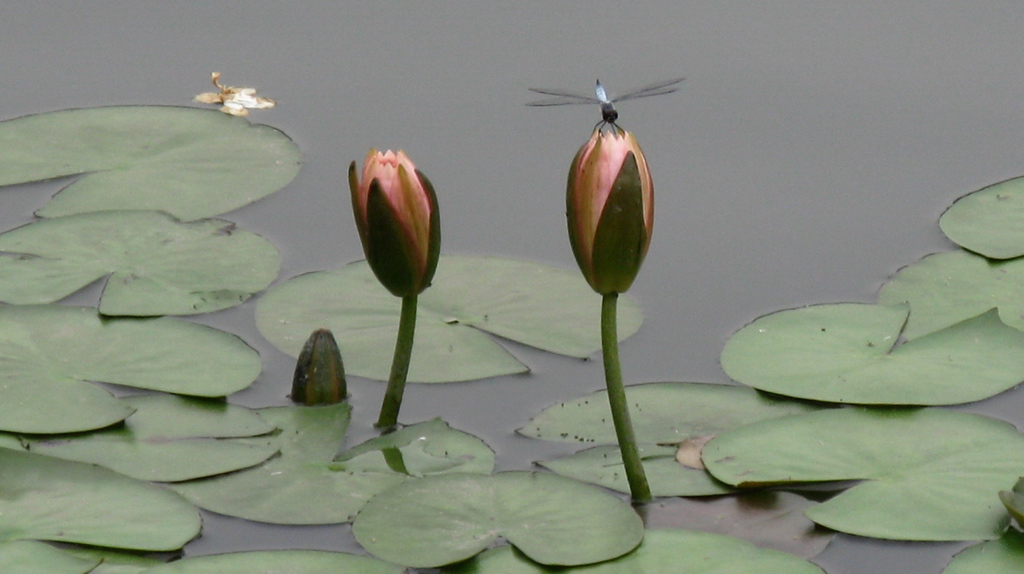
[349,149,441,297]
[567,129,654,294]
[291,329,347,405]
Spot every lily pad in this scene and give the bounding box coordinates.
[140,550,403,574]
[172,410,492,524]
[255,256,643,382]
[59,547,166,574]
[0,541,99,574]
[939,176,1024,259]
[0,448,200,550]
[537,443,733,497]
[444,529,825,574]
[703,407,1024,540]
[519,381,819,445]
[352,471,644,568]
[14,394,277,482]
[942,529,1024,574]
[0,106,301,220]
[0,305,261,434]
[879,249,1024,340]
[0,211,280,315]
[720,303,1024,405]
[999,476,1024,525]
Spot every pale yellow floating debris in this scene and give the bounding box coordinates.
[193,72,276,117]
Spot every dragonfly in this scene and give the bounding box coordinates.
[527,77,684,128]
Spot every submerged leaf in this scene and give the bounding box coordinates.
[721,303,1024,405]
[256,256,643,382]
[0,106,300,220]
[0,211,280,315]
[703,407,1024,541]
[352,471,644,568]
[0,305,261,433]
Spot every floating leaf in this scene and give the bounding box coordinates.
[999,476,1024,525]
[445,529,825,574]
[879,249,1024,340]
[0,540,99,574]
[141,550,403,574]
[172,410,492,524]
[353,471,643,568]
[720,303,1024,405]
[0,211,280,315]
[331,417,494,476]
[14,394,276,482]
[0,305,261,434]
[939,176,1024,259]
[703,407,1024,540]
[942,529,1024,574]
[0,448,200,550]
[0,106,300,220]
[256,256,643,382]
[537,444,732,497]
[59,546,165,574]
[519,381,818,445]
[645,492,834,559]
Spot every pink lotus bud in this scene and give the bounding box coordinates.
[348,150,441,297]
[566,129,654,294]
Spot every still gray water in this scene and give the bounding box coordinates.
[3,3,1024,572]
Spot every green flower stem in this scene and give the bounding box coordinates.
[601,292,652,503]
[376,293,418,429]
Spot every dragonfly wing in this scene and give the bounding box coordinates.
[611,77,685,103]
[526,87,600,106]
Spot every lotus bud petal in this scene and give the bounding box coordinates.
[291,329,347,405]
[567,129,654,294]
[349,149,441,297]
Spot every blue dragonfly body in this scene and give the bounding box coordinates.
[527,77,684,126]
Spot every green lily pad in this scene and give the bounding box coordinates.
[720,303,1024,405]
[0,541,99,574]
[0,448,200,550]
[999,476,1024,525]
[645,492,834,559]
[537,443,733,497]
[0,106,301,220]
[879,249,1024,340]
[331,417,495,476]
[939,176,1024,259]
[15,394,276,482]
[0,305,261,434]
[519,381,819,445]
[444,529,825,574]
[703,407,1024,540]
[59,546,165,574]
[352,471,644,568]
[0,211,280,315]
[139,550,403,574]
[172,410,492,524]
[942,529,1024,574]
[255,256,643,382]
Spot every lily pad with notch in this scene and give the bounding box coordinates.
[443,529,825,574]
[0,305,261,434]
[172,409,493,524]
[0,106,301,220]
[352,471,644,568]
[0,211,280,315]
[720,303,1024,405]
[939,176,1024,259]
[12,394,277,482]
[703,407,1024,541]
[256,256,643,382]
[942,529,1024,574]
